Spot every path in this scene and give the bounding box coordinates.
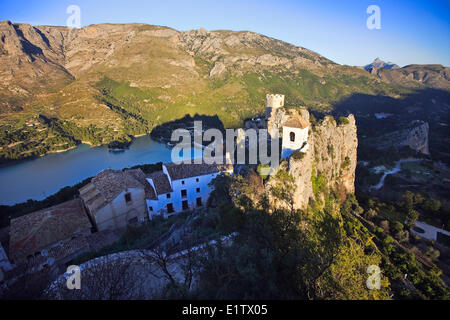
[370,158,421,191]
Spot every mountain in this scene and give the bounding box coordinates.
[0,21,448,163]
[364,57,400,72]
[374,64,450,90]
[363,58,449,90]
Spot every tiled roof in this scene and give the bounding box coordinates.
[91,169,144,202]
[148,171,173,195]
[9,199,92,263]
[283,114,310,129]
[164,161,233,181]
[80,168,154,210]
[126,169,157,200]
[27,235,90,268]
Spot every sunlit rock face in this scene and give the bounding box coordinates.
[267,111,357,210]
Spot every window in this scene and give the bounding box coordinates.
[166,193,171,199]
[182,200,189,210]
[182,180,185,185]
[196,197,202,207]
[167,203,174,213]
[181,189,187,198]
[290,131,295,142]
[196,178,199,182]
[125,192,132,203]
[196,187,200,193]
[149,206,153,212]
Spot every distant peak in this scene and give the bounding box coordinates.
[364,58,400,71]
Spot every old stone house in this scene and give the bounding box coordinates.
[79,169,150,232]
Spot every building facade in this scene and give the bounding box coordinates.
[79,163,234,228]
[79,169,150,232]
[146,162,233,219]
[281,116,310,159]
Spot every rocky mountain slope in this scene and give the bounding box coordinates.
[363,59,450,90]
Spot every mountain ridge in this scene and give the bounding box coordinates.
[0,21,449,163]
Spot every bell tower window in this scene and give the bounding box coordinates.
[290,132,295,142]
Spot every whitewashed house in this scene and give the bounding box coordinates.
[146,162,233,219]
[79,161,234,228]
[281,114,310,159]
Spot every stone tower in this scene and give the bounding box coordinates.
[265,94,285,120]
[266,94,285,140]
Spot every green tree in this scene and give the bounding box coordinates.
[425,246,440,261]
[406,209,419,229]
[423,198,441,213]
[403,191,415,211]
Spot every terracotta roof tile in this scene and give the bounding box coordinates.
[91,169,144,202]
[9,199,91,263]
[80,168,153,210]
[126,169,157,200]
[148,171,172,195]
[283,114,310,129]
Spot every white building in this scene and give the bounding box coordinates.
[80,162,234,228]
[281,115,310,159]
[146,162,233,219]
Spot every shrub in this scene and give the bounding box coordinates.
[364,208,377,220]
[337,117,350,125]
[380,220,390,233]
[342,156,351,169]
[291,150,306,160]
[425,246,440,261]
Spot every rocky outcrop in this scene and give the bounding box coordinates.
[364,58,400,73]
[364,120,430,155]
[269,112,357,210]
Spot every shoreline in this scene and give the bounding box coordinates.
[0,134,155,168]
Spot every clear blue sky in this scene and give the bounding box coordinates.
[1,0,449,67]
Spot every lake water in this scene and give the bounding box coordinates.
[0,135,178,206]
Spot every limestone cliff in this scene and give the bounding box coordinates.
[269,112,358,210]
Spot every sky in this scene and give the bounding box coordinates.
[0,0,449,67]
